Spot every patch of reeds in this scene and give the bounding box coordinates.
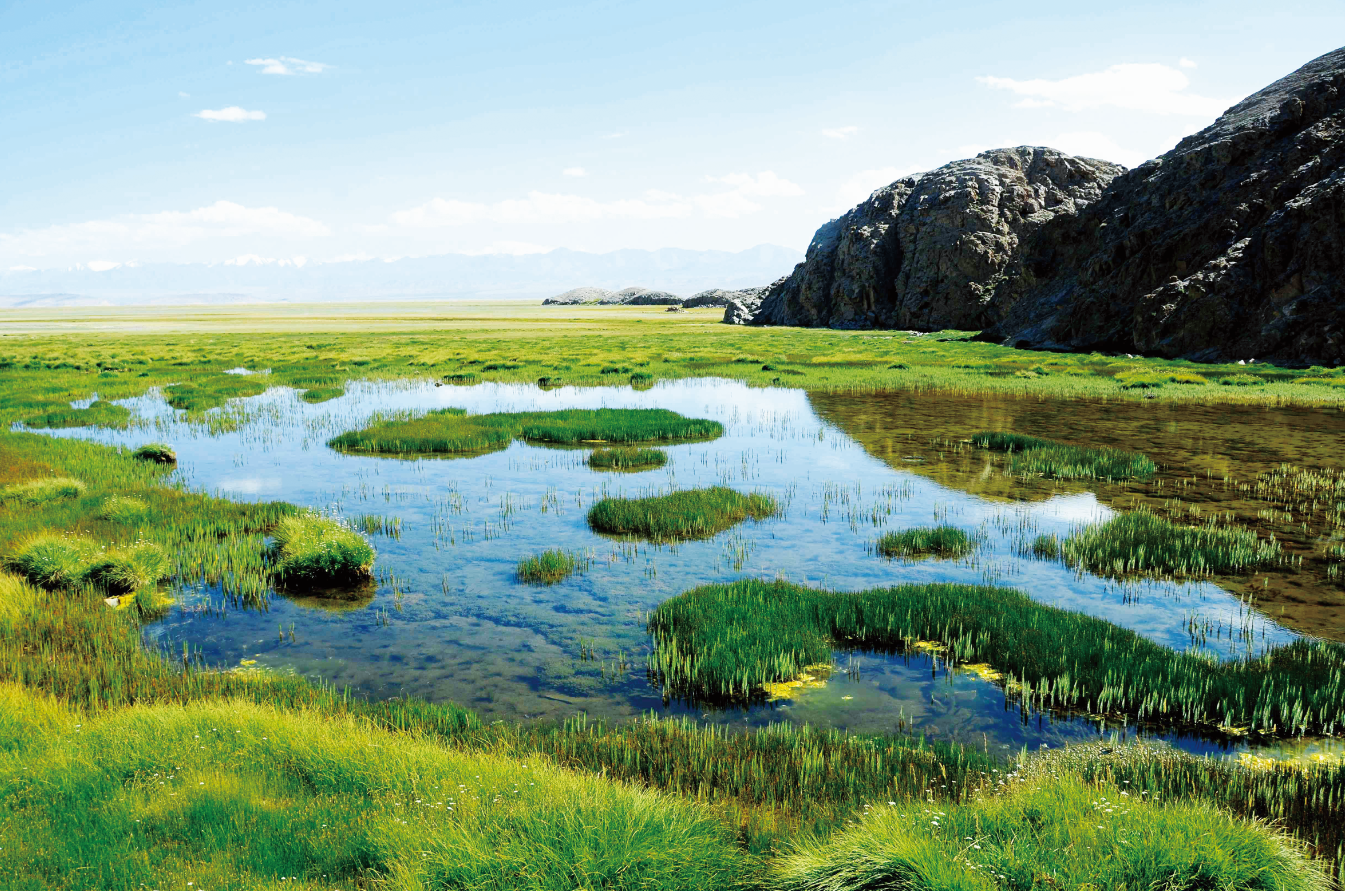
[299,385,344,403]
[131,443,176,463]
[0,477,87,505]
[588,447,668,472]
[330,408,722,455]
[269,513,375,586]
[588,487,777,541]
[646,579,1345,734]
[352,513,402,539]
[516,548,589,584]
[164,376,267,411]
[23,399,131,429]
[875,525,973,559]
[1059,509,1281,577]
[772,773,1326,891]
[972,431,1156,481]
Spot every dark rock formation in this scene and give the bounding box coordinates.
[684,287,763,309]
[746,147,1124,329]
[620,288,683,306]
[542,286,681,306]
[985,46,1345,366]
[543,287,619,305]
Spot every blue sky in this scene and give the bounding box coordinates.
[3,0,1342,270]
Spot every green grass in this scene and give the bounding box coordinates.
[98,495,149,523]
[131,443,176,463]
[4,534,92,590]
[81,541,169,596]
[298,384,344,403]
[1060,509,1282,577]
[972,431,1156,481]
[330,407,721,455]
[587,447,668,471]
[876,525,973,559]
[516,548,589,584]
[0,684,757,891]
[269,513,375,586]
[164,375,268,411]
[646,579,1345,734]
[0,476,86,505]
[23,399,131,429]
[1223,373,1268,386]
[587,486,778,541]
[772,773,1326,891]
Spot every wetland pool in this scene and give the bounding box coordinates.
[35,377,1336,759]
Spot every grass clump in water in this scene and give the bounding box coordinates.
[131,443,176,464]
[772,773,1326,891]
[330,407,721,455]
[588,486,777,541]
[647,578,1345,734]
[517,548,589,585]
[299,385,344,403]
[270,513,375,586]
[0,477,87,506]
[23,399,131,429]
[588,447,668,472]
[972,431,1155,481]
[876,525,973,559]
[164,376,267,411]
[1060,509,1281,577]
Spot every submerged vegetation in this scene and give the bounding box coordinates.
[588,446,668,471]
[1055,509,1283,578]
[269,512,375,586]
[648,579,1345,735]
[517,548,590,584]
[588,486,778,541]
[875,525,973,559]
[330,407,722,455]
[972,431,1156,481]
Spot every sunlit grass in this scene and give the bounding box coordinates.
[23,399,131,429]
[588,486,777,541]
[1059,509,1282,578]
[588,447,668,471]
[270,513,375,586]
[131,443,176,463]
[972,431,1156,481]
[0,476,87,505]
[876,525,973,559]
[164,375,268,411]
[298,384,344,403]
[516,548,589,585]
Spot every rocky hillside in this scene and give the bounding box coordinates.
[984,46,1345,366]
[747,147,1124,329]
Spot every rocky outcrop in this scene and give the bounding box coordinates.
[985,46,1345,366]
[747,147,1124,329]
[720,281,778,324]
[543,287,620,305]
[684,287,758,309]
[542,286,683,306]
[620,288,684,306]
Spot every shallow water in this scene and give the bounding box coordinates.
[38,378,1316,755]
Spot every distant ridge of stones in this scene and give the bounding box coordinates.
[542,285,767,308]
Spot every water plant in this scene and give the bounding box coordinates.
[517,548,589,584]
[1060,509,1281,577]
[646,579,1345,734]
[331,407,723,455]
[971,431,1156,481]
[588,487,778,541]
[299,385,344,403]
[131,443,176,463]
[23,399,131,429]
[0,476,87,505]
[588,447,668,471]
[875,525,973,559]
[269,513,375,586]
[164,376,267,411]
[772,773,1327,891]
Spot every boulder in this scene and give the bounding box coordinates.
[750,147,1124,329]
[721,279,782,325]
[543,286,617,305]
[686,287,762,309]
[620,288,684,306]
[985,45,1345,366]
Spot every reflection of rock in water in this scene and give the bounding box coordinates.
[285,579,377,613]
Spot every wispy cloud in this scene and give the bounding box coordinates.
[1179,57,1197,69]
[821,126,859,140]
[194,106,266,122]
[245,56,330,75]
[562,167,587,177]
[978,63,1227,117]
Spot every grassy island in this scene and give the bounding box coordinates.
[588,446,668,471]
[972,431,1156,481]
[875,525,974,559]
[587,486,777,540]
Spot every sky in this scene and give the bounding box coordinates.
[2,1,1343,271]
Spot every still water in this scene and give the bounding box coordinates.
[40,378,1318,757]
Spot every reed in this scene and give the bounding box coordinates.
[516,548,589,584]
[588,447,668,471]
[1060,509,1281,577]
[588,487,778,541]
[647,579,1345,734]
[876,525,973,559]
[972,431,1156,481]
[269,513,375,586]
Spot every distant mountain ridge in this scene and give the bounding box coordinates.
[0,245,801,307]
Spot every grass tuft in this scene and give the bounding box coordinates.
[270,513,375,586]
[98,495,150,524]
[1059,509,1281,577]
[972,431,1155,481]
[299,385,344,403]
[4,534,92,590]
[131,443,176,464]
[164,376,267,411]
[588,487,777,541]
[588,447,668,472]
[516,548,589,585]
[0,477,87,505]
[83,542,169,596]
[876,525,973,559]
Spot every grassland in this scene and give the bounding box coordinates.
[588,486,778,541]
[330,407,722,455]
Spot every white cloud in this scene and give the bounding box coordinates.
[821,126,860,140]
[562,167,587,177]
[832,166,920,210]
[707,171,805,198]
[1179,57,1197,69]
[194,106,266,122]
[178,91,190,99]
[0,201,329,261]
[245,56,329,75]
[977,63,1228,116]
[85,260,122,272]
